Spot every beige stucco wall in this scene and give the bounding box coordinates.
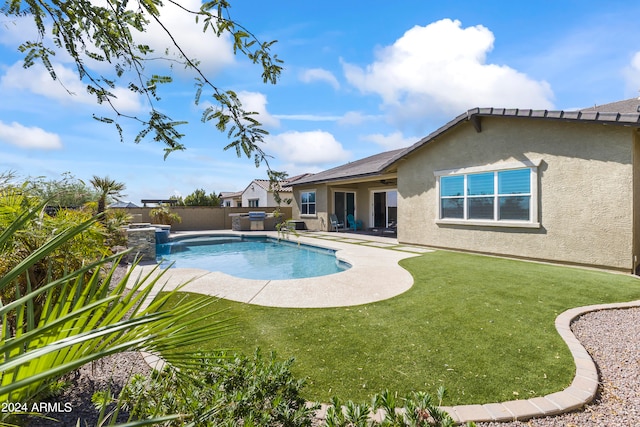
[397,117,635,271]
[292,184,329,230]
[115,206,291,231]
[293,180,397,231]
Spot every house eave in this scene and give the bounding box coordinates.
[293,172,397,187]
[382,107,640,170]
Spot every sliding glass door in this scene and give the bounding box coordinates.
[372,190,397,228]
[334,191,355,225]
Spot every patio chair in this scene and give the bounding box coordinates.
[346,214,364,231]
[384,220,397,235]
[329,214,344,232]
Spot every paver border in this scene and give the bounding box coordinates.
[443,300,640,424]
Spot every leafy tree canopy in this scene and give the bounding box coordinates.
[171,188,221,206]
[25,172,99,207]
[2,0,283,163]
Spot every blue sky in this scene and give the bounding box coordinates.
[2,1,640,204]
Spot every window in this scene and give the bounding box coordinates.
[301,191,316,215]
[248,199,259,208]
[438,166,537,226]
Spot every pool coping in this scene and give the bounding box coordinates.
[129,230,421,308]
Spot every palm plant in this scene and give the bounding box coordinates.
[90,176,126,215]
[0,204,234,425]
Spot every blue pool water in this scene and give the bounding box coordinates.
[156,235,350,280]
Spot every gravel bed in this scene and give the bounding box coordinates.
[476,306,640,427]
[24,352,152,426]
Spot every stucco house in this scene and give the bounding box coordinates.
[219,191,243,207]
[292,98,640,273]
[239,173,312,209]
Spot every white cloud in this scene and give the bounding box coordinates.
[133,0,235,76]
[623,52,640,95]
[264,130,350,166]
[0,121,62,150]
[300,68,340,89]
[0,15,38,47]
[1,0,234,79]
[274,114,343,121]
[1,62,143,113]
[236,91,280,128]
[337,111,380,126]
[342,19,554,125]
[360,131,416,150]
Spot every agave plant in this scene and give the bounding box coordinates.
[0,204,234,424]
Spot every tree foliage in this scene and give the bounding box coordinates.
[90,175,126,214]
[172,188,221,206]
[2,0,283,163]
[25,172,98,208]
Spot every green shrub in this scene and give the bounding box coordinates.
[149,204,182,225]
[119,349,318,426]
[0,200,236,426]
[324,388,475,427]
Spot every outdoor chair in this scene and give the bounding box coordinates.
[346,214,364,231]
[329,214,344,232]
[384,220,398,235]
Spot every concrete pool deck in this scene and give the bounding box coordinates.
[130,229,422,308]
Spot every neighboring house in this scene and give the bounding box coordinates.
[240,174,313,209]
[219,191,243,207]
[292,98,640,273]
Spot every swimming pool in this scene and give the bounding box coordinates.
[156,235,351,280]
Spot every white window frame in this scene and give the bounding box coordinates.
[300,190,317,217]
[434,160,540,228]
[248,199,259,208]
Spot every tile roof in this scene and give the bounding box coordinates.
[220,191,242,198]
[580,98,640,114]
[250,173,314,192]
[383,98,640,170]
[292,149,405,185]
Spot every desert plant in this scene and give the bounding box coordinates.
[103,208,132,249]
[323,388,474,427]
[118,349,318,426]
[0,192,109,331]
[90,176,126,215]
[25,172,99,208]
[0,205,233,425]
[149,204,182,225]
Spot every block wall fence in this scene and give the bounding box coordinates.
[113,206,293,231]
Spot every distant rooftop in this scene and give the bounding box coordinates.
[580,98,640,114]
[250,173,315,192]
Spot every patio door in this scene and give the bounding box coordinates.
[334,191,355,226]
[372,190,397,227]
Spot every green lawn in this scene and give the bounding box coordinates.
[161,250,640,405]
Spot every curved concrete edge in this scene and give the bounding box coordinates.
[130,231,419,308]
[442,300,640,424]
